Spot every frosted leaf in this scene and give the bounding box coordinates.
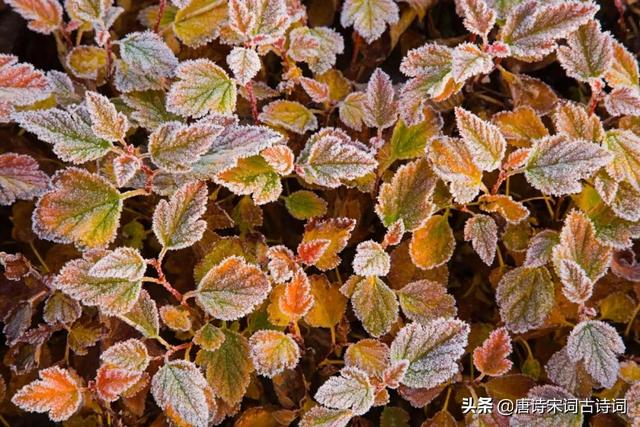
[121,91,180,132]
[611,181,640,222]
[300,406,352,427]
[478,194,529,224]
[11,366,82,422]
[215,155,283,205]
[152,181,207,250]
[261,145,294,175]
[511,385,583,427]
[553,101,604,143]
[524,229,559,267]
[605,40,639,88]
[296,128,376,188]
[397,280,457,324]
[226,47,260,86]
[603,129,640,191]
[172,0,227,48]
[65,0,110,23]
[625,382,640,426]
[149,121,222,173]
[118,31,178,78]
[300,77,330,104]
[315,366,375,416]
[409,215,455,270]
[224,0,290,46]
[159,305,192,331]
[353,241,390,277]
[259,100,318,134]
[151,360,211,427]
[101,338,150,373]
[451,43,494,84]
[120,290,159,338]
[545,347,594,396]
[484,0,522,19]
[455,107,506,171]
[33,168,122,248]
[0,54,51,106]
[382,220,405,248]
[285,190,328,221]
[502,71,559,115]
[301,217,355,271]
[389,319,469,389]
[524,135,613,196]
[304,274,348,328]
[89,247,146,281]
[112,154,140,188]
[95,365,140,403]
[566,320,625,388]
[249,330,300,377]
[427,136,483,203]
[604,86,640,117]
[400,43,452,79]
[266,245,296,283]
[85,91,129,143]
[0,153,49,206]
[472,327,512,377]
[464,214,498,266]
[492,105,548,148]
[375,158,437,231]
[195,256,270,320]
[363,69,398,131]
[344,339,389,377]
[114,59,164,93]
[43,290,82,325]
[498,0,598,62]
[552,210,611,304]
[279,269,314,321]
[193,323,225,352]
[456,0,496,39]
[288,26,344,74]
[382,360,409,389]
[557,20,613,83]
[496,266,554,333]
[191,124,285,180]
[340,0,399,44]
[56,255,141,315]
[6,0,62,34]
[339,92,366,131]
[351,276,399,337]
[13,107,112,164]
[167,59,237,118]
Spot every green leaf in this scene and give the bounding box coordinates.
[284,190,328,220]
[351,276,399,337]
[120,290,160,338]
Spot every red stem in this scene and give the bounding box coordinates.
[154,0,167,34]
[245,81,259,123]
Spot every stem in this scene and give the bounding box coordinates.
[542,194,555,219]
[443,386,453,411]
[147,258,185,304]
[245,81,259,123]
[154,0,167,33]
[625,302,640,337]
[29,241,49,273]
[164,342,190,361]
[155,335,172,350]
[121,188,149,200]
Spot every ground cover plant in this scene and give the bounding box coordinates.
[1,0,640,425]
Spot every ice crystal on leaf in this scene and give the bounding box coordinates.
[172,0,227,48]
[261,144,294,175]
[304,274,348,329]
[266,245,297,283]
[85,91,129,143]
[249,330,300,378]
[511,385,583,427]
[409,215,455,270]
[464,214,498,266]
[603,129,640,191]
[43,291,81,325]
[363,69,398,131]
[455,107,506,171]
[315,366,375,416]
[545,347,594,396]
[160,305,192,331]
[300,406,352,427]
[0,153,49,206]
[524,229,559,268]
[339,91,366,131]
[605,86,640,117]
[279,269,314,321]
[492,105,548,148]
[297,240,331,266]
[195,256,270,320]
[340,0,399,44]
[227,47,261,86]
[606,40,639,89]
[397,280,457,324]
[352,241,391,277]
[193,323,226,352]
[120,290,159,338]
[455,0,496,40]
[0,54,51,113]
[351,276,399,337]
[216,155,284,205]
[389,319,469,389]
[89,247,146,281]
[224,0,290,47]
[566,320,625,388]
[12,366,82,422]
[451,43,494,84]
[557,20,613,83]
[95,365,140,402]
[478,194,529,224]
[101,338,149,373]
[118,31,178,78]
[344,339,390,378]
[6,0,62,34]
[301,217,356,271]
[472,327,513,377]
[288,27,344,74]
[112,154,141,187]
[553,101,604,143]
[428,137,483,203]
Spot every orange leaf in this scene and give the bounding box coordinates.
[95,365,141,402]
[279,269,314,321]
[472,327,513,377]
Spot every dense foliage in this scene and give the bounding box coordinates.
[1,0,640,425]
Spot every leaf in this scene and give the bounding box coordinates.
[545,347,594,396]
[195,256,270,320]
[68,320,104,355]
[409,215,455,270]
[604,86,640,117]
[151,360,212,427]
[300,406,352,427]
[149,121,223,173]
[122,90,180,131]
[605,40,639,88]
[160,305,192,331]
[344,339,389,377]
[65,0,110,24]
[266,245,296,283]
[315,367,375,416]
[12,366,82,422]
[0,55,51,106]
[112,154,141,187]
[284,191,327,220]
[492,106,549,148]
[496,266,554,333]
[249,330,300,377]
[455,107,506,171]
[196,328,252,406]
[340,0,399,43]
[552,210,612,304]
[511,385,583,427]
[603,129,640,191]
[456,0,496,39]
[339,92,366,131]
[363,68,398,131]
[33,168,122,248]
[478,194,529,224]
[0,153,49,206]
[296,128,377,188]
[259,100,318,134]
[120,290,159,338]
[114,59,164,93]
[500,70,559,115]
[14,107,113,163]
[216,155,282,205]
[351,276,399,337]
[389,319,469,389]
[553,101,604,143]
[524,135,612,196]
[118,31,178,77]
[193,323,226,351]
[172,0,227,48]
[167,59,236,118]
[89,247,146,281]
[101,339,149,376]
[288,27,345,74]
[304,274,348,328]
[279,269,314,321]
[301,218,355,271]
[224,0,290,46]
[353,241,390,277]
[473,327,513,377]
[566,320,625,388]
[152,181,208,250]
[43,291,82,325]
[451,43,494,83]
[65,45,107,80]
[557,20,613,83]
[464,214,498,266]
[498,0,598,62]
[56,254,141,315]
[397,280,457,324]
[427,137,483,203]
[224,47,259,87]
[524,229,559,267]
[375,158,437,231]
[6,0,62,34]
[95,365,140,402]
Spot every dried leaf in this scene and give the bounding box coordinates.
[0,153,49,206]
[492,106,549,148]
[553,101,604,143]
[473,327,513,377]
[304,274,347,328]
[6,0,62,34]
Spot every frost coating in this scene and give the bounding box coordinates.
[0,153,49,206]
[249,330,300,378]
[90,247,146,281]
[455,107,506,171]
[352,241,391,277]
[315,366,375,416]
[464,214,498,266]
